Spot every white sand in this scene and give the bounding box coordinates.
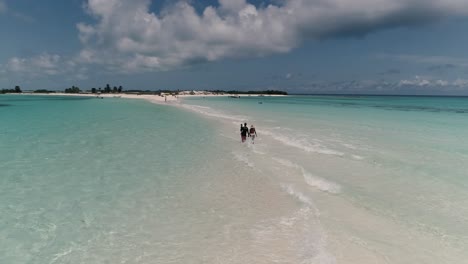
[16,92,283,104]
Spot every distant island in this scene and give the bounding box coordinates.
[0,86,22,94]
[1,84,287,96]
[209,90,288,95]
[127,89,287,95]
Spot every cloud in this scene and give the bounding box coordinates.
[0,1,34,22]
[399,75,433,86]
[6,54,65,76]
[397,75,468,89]
[453,78,468,87]
[289,76,468,95]
[0,0,7,14]
[4,0,468,81]
[75,0,468,73]
[378,53,468,67]
[427,63,458,72]
[1,53,88,80]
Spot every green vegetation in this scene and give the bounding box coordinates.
[1,84,286,96]
[65,86,81,94]
[1,86,22,94]
[91,84,123,94]
[124,90,159,94]
[34,89,55,93]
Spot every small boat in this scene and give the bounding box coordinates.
[229,95,240,98]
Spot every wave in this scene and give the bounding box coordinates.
[232,151,255,168]
[281,184,313,206]
[273,158,342,194]
[351,155,365,160]
[253,185,337,264]
[274,157,298,168]
[302,169,341,194]
[262,130,345,156]
[246,141,267,154]
[342,143,357,149]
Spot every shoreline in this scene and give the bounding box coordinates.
[8,92,285,104]
[3,92,468,263]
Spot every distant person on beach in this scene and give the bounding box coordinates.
[240,123,249,143]
[244,123,250,138]
[249,125,257,144]
[240,124,244,141]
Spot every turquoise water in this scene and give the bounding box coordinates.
[0,95,231,263]
[181,95,468,263]
[2,94,468,263]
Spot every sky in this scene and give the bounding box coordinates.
[1,0,468,95]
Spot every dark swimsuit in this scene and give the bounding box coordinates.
[241,127,248,141]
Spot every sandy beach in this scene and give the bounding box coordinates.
[15,92,283,104]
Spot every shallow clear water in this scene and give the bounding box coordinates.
[2,94,468,263]
[0,95,231,263]
[181,95,468,263]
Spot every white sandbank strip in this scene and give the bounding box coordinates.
[13,92,285,104]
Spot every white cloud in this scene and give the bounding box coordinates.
[453,78,468,87]
[6,54,63,76]
[398,76,468,90]
[289,76,468,94]
[399,75,432,86]
[76,0,468,73]
[378,53,468,67]
[4,0,468,79]
[0,1,34,22]
[1,53,88,80]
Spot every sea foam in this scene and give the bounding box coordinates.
[274,158,342,194]
[232,151,255,168]
[262,130,345,156]
[253,185,336,264]
[281,184,313,206]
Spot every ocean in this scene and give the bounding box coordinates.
[1,94,467,263]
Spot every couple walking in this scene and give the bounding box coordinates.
[240,123,257,143]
